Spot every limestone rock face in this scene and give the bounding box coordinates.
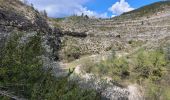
[0,0,61,73]
[0,2,48,33]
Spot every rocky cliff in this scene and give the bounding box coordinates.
[0,0,62,61]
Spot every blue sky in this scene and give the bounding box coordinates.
[22,0,161,18]
[85,0,161,17]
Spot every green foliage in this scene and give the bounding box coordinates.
[131,48,170,99]
[135,50,166,81]
[59,37,84,62]
[64,46,81,62]
[145,81,170,100]
[60,44,81,62]
[145,82,162,100]
[82,54,130,81]
[52,18,65,29]
[128,40,144,47]
[54,18,65,22]
[0,95,11,100]
[69,15,87,21]
[0,32,99,99]
[31,73,100,100]
[68,44,170,99]
[0,32,44,97]
[163,86,170,100]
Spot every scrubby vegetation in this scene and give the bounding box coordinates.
[132,48,170,99]
[128,40,144,47]
[0,95,11,100]
[81,47,170,99]
[0,32,100,99]
[59,36,88,62]
[134,49,166,81]
[60,44,81,62]
[81,50,130,82]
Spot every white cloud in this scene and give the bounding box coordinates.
[25,0,108,18]
[111,15,116,18]
[109,0,134,16]
[77,7,108,18]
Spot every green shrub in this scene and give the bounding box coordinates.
[145,82,162,100]
[62,45,81,62]
[0,32,99,99]
[59,37,83,62]
[0,32,44,98]
[144,81,170,100]
[0,96,11,100]
[135,50,166,81]
[31,73,100,100]
[81,54,130,81]
[163,86,170,100]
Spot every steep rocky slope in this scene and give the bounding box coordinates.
[52,1,170,62]
[0,0,62,62]
[0,0,51,32]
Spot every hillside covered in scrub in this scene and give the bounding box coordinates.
[51,1,170,99]
[0,0,170,100]
[0,0,100,99]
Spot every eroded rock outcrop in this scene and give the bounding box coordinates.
[0,0,63,76]
[70,66,144,100]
